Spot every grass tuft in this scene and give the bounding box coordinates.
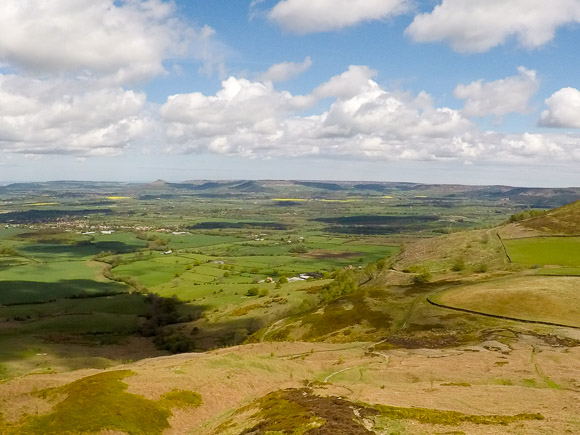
[8,370,202,435]
[160,389,202,409]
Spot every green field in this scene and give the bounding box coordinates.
[504,237,580,267]
[537,266,580,276]
[0,294,149,320]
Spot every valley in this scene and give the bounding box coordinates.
[0,180,578,434]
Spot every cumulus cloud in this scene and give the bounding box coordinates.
[312,65,378,100]
[406,0,580,53]
[160,66,580,165]
[160,66,474,158]
[258,57,312,83]
[0,0,228,157]
[0,75,150,156]
[268,0,411,34]
[0,0,219,83]
[454,67,539,119]
[539,87,580,128]
[160,77,312,157]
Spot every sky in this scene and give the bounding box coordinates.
[1,0,580,187]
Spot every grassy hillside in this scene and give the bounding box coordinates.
[388,228,510,281]
[517,200,580,234]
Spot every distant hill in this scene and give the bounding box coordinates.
[464,186,580,208]
[0,180,578,209]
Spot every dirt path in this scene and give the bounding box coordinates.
[530,347,562,389]
[260,319,286,343]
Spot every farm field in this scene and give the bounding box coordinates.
[504,236,580,267]
[433,276,580,328]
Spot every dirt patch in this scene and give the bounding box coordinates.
[304,250,363,259]
[380,332,463,350]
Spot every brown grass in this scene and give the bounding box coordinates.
[0,336,577,434]
[519,200,580,235]
[435,276,580,328]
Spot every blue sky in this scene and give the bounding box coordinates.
[1,0,580,186]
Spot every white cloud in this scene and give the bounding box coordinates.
[312,65,378,100]
[454,67,539,118]
[160,66,580,165]
[160,66,474,159]
[269,0,411,34]
[0,0,219,83]
[0,0,228,157]
[258,57,312,83]
[539,87,580,128]
[160,76,313,156]
[191,25,229,79]
[0,75,150,156]
[406,0,580,53]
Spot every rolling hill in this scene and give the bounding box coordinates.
[517,199,580,234]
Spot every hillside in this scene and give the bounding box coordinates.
[516,200,580,234]
[0,340,577,434]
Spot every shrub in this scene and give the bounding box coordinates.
[289,245,308,254]
[246,287,259,297]
[475,263,488,273]
[508,209,545,223]
[412,272,431,285]
[451,258,465,272]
